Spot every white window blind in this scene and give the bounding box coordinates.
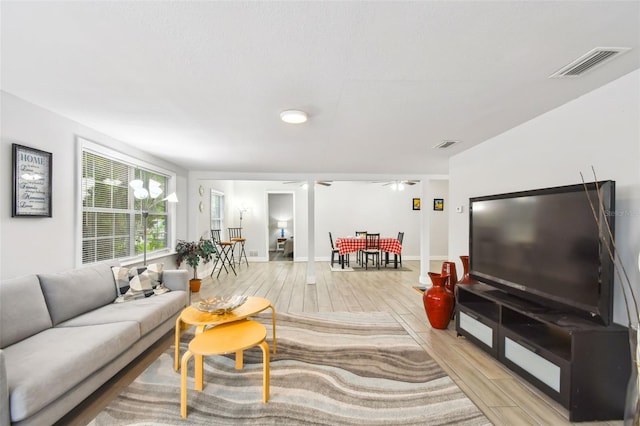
[81,149,171,264]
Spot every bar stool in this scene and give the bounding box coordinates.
[210,229,237,278]
[180,319,270,418]
[228,227,248,267]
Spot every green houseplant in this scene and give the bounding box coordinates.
[175,238,216,292]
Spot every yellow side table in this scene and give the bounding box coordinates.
[180,320,270,418]
[174,296,276,371]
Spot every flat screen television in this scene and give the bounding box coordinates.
[469,181,615,325]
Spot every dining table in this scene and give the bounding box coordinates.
[334,236,403,269]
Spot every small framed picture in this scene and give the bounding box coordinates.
[12,144,52,217]
[412,198,421,210]
[433,198,444,211]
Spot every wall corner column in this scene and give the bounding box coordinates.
[419,179,433,285]
[306,179,316,284]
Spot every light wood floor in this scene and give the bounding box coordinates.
[57,260,623,426]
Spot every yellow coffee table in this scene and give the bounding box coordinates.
[180,319,270,418]
[174,296,276,371]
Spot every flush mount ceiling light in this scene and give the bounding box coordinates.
[280,109,308,124]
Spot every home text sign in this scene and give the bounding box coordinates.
[12,143,52,217]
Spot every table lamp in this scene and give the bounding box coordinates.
[277,221,287,238]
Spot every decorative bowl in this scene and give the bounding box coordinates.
[193,295,248,314]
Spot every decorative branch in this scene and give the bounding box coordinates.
[580,167,639,328]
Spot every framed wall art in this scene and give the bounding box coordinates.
[12,143,52,217]
[433,198,444,211]
[412,198,421,210]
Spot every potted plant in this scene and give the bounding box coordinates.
[175,238,216,292]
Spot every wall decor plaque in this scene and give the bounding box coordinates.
[412,198,421,211]
[12,143,52,217]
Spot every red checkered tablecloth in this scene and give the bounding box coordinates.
[335,237,402,256]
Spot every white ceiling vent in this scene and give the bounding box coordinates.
[433,140,459,149]
[549,47,631,78]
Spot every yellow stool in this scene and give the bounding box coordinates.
[228,227,248,267]
[210,229,237,278]
[180,320,270,418]
[231,237,248,266]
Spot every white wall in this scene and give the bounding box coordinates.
[0,92,189,280]
[449,69,640,326]
[429,179,449,258]
[194,180,235,241]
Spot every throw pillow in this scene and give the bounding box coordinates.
[146,263,170,295]
[111,263,169,303]
[112,266,131,297]
[128,267,154,293]
[145,263,163,288]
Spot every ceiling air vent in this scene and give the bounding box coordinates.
[433,140,459,149]
[549,47,631,78]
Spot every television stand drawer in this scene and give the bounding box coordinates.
[456,307,498,358]
[503,336,562,392]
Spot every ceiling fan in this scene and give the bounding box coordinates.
[283,180,333,187]
[373,180,419,190]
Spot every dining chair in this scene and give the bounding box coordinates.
[228,227,248,267]
[329,232,348,268]
[354,231,367,264]
[210,229,237,278]
[362,233,380,270]
[386,231,404,268]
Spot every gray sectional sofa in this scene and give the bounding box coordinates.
[0,262,189,426]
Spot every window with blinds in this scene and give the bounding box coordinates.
[81,150,171,264]
[210,190,225,235]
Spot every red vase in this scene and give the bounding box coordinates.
[458,255,476,284]
[441,261,458,293]
[423,272,455,329]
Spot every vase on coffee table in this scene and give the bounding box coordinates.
[423,272,454,329]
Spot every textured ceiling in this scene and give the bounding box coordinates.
[2,1,639,176]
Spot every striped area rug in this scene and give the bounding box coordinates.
[91,312,490,425]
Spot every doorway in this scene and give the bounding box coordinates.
[267,192,294,262]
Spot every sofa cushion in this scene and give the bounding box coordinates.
[3,322,139,422]
[38,263,117,326]
[0,275,52,348]
[160,269,189,293]
[58,291,186,336]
